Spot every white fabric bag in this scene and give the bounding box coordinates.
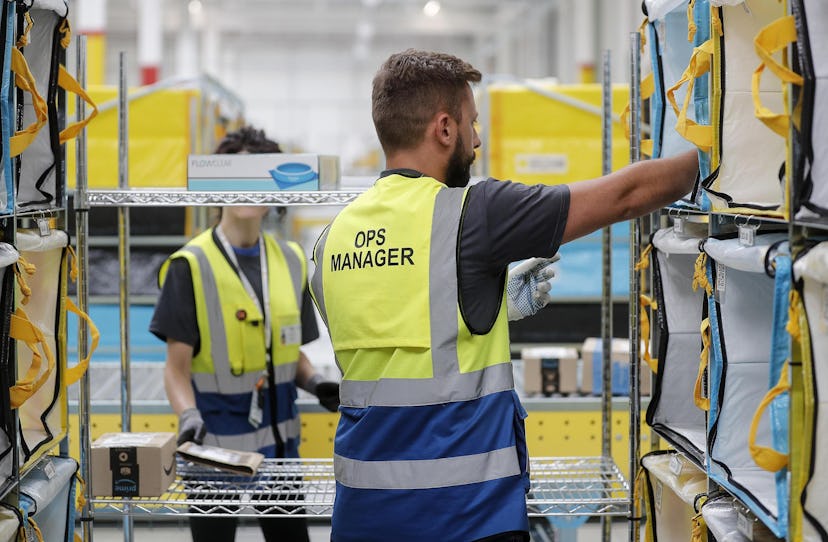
[645,226,708,465]
[640,451,708,542]
[703,233,790,538]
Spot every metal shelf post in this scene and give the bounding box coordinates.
[628,30,643,542]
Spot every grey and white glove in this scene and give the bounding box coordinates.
[177,407,207,446]
[506,255,560,321]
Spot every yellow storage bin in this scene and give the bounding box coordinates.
[487,83,629,185]
[66,84,241,189]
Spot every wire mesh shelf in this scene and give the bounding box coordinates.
[84,189,362,207]
[91,456,629,518]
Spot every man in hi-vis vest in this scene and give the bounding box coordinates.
[310,50,699,542]
[150,127,340,542]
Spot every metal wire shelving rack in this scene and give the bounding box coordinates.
[89,456,629,519]
[73,42,641,542]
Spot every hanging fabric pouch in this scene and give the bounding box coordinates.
[703,233,790,538]
[645,225,709,466]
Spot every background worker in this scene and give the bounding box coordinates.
[309,49,699,542]
[150,126,339,542]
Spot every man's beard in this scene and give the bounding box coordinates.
[444,134,474,188]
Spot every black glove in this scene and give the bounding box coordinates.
[177,408,207,446]
[313,381,341,412]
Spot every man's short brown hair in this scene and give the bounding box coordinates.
[372,49,482,154]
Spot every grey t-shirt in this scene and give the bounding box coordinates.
[384,170,570,334]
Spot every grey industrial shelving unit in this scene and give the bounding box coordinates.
[73,46,640,542]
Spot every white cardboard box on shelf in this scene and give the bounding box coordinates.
[520,346,580,395]
[187,153,340,191]
[91,432,177,497]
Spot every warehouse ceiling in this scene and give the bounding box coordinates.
[105,0,558,43]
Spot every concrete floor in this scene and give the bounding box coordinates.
[89,518,632,542]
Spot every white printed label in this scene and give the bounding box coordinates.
[673,218,685,235]
[37,218,50,237]
[669,454,683,476]
[43,461,56,479]
[654,481,663,512]
[280,324,302,346]
[738,225,756,247]
[515,154,569,175]
[715,264,726,304]
[737,511,754,538]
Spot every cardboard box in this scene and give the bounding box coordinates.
[91,432,176,497]
[582,338,651,396]
[187,153,340,191]
[521,346,579,396]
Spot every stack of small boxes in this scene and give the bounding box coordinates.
[521,338,650,397]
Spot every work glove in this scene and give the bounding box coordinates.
[506,255,560,321]
[177,407,207,446]
[306,374,341,412]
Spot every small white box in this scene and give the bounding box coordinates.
[187,153,339,191]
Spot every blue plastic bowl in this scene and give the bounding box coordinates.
[269,163,318,189]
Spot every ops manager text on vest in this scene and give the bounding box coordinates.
[329,228,415,272]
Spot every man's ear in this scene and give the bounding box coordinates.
[433,112,453,148]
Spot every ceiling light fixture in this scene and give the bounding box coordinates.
[188,0,203,16]
[423,1,441,17]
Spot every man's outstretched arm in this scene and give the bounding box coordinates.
[563,150,699,243]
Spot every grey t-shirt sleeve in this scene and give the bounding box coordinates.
[468,178,570,267]
[300,285,320,345]
[458,178,570,333]
[149,257,200,349]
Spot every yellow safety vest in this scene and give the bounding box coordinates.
[159,229,306,396]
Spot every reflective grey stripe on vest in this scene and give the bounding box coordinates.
[185,243,299,395]
[192,361,297,393]
[204,417,301,451]
[338,187,514,407]
[310,226,330,327]
[276,239,304,310]
[334,446,520,490]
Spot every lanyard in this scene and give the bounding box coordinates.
[215,226,272,360]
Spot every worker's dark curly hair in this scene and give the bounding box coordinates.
[214,126,282,154]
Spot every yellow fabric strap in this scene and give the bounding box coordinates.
[711,7,723,37]
[9,308,54,409]
[691,510,708,542]
[13,256,36,306]
[67,245,78,283]
[9,47,48,158]
[64,297,98,386]
[15,11,32,48]
[687,0,697,43]
[748,361,790,471]
[752,16,803,137]
[667,39,714,152]
[622,72,655,156]
[695,318,711,411]
[787,288,802,342]
[639,294,659,373]
[75,472,87,511]
[59,17,71,50]
[634,244,658,373]
[27,516,44,542]
[638,17,649,51]
[692,252,712,296]
[58,65,99,144]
